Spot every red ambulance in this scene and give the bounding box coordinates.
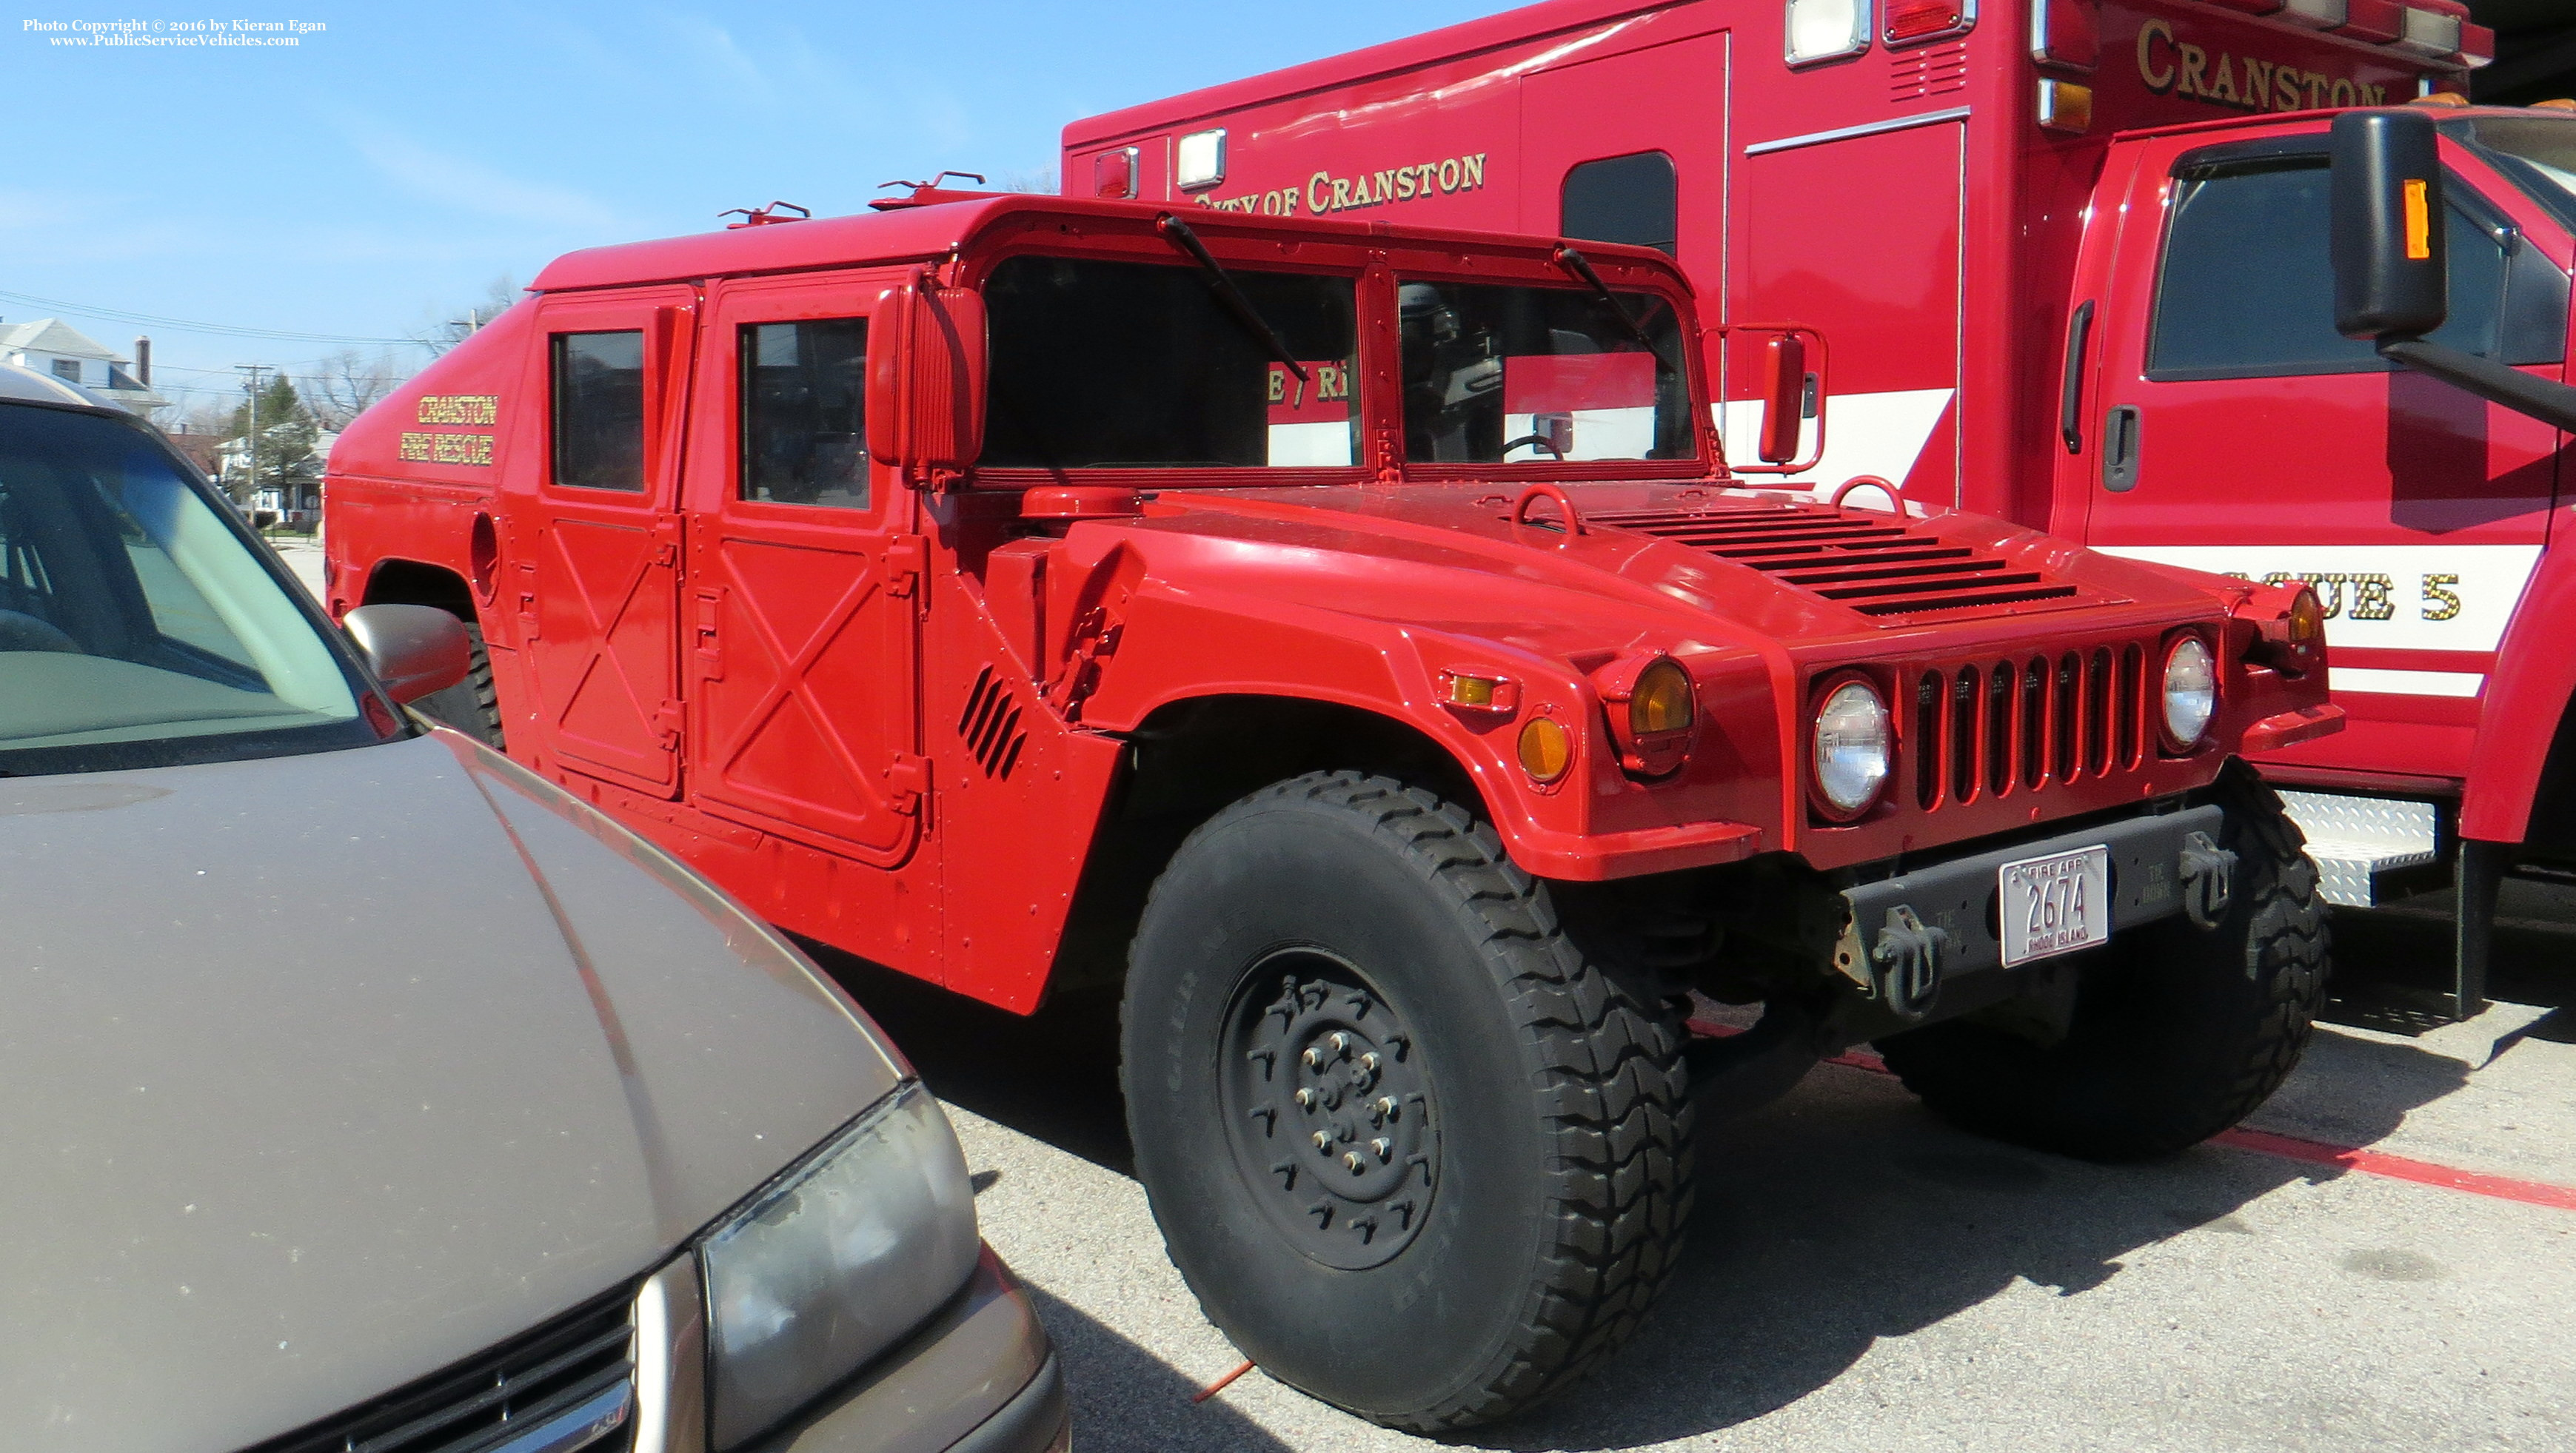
[1064,0,2576,1016]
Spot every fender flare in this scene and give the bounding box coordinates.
[2460,544,2575,844]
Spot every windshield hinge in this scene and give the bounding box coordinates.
[886,534,927,599]
[887,752,929,815]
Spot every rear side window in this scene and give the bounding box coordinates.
[740,318,869,509]
[983,256,1357,470]
[2147,159,2560,380]
[1562,152,1679,256]
[551,330,646,491]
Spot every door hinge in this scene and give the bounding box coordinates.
[691,587,724,680]
[655,699,685,749]
[886,534,927,599]
[887,752,930,815]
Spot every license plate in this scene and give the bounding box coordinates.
[1999,846,2110,966]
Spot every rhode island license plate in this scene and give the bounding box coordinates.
[1998,845,2110,966]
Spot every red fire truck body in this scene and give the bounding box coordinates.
[1064,0,2569,1010]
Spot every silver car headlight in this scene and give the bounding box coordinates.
[2161,635,2218,751]
[700,1081,980,1449]
[1812,678,1892,818]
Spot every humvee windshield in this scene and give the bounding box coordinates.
[1399,281,1689,464]
[0,403,377,775]
[983,255,1359,470]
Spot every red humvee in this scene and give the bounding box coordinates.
[326,191,2341,1429]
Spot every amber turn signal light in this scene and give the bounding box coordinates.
[1627,659,1696,737]
[1519,717,1573,783]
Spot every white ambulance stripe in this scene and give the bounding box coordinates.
[1716,389,1953,500]
[2329,668,2486,698]
[1266,420,1353,467]
[2092,543,2542,655]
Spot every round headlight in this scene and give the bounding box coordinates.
[1628,658,1696,736]
[2162,635,2218,750]
[1813,679,1892,817]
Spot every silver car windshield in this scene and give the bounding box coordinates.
[2449,116,2576,235]
[0,404,381,774]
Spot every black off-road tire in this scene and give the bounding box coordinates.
[1121,771,1693,1431]
[410,620,505,750]
[1875,762,2330,1161]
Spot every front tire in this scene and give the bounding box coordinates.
[1876,762,2330,1160]
[1120,771,1692,1430]
[409,620,504,750]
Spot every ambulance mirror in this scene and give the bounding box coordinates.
[1759,334,1807,463]
[868,275,987,479]
[2331,110,2447,340]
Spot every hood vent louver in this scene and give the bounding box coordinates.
[959,664,1028,779]
[1586,502,2090,620]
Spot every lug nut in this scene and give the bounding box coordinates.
[1302,1047,1324,1068]
[1312,1130,1335,1151]
[1330,1032,1350,1056]
[1370,1137,1392,1160]
[1359,1052,1380,1074]
[1376,1096,1399,1120]
[1293,1088,1317,1110]
[1343,1152,1367,1173]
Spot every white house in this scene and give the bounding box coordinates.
[0,317,167,413]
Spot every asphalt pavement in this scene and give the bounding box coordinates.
[820,891,2576,1453]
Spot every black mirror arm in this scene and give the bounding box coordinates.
[1154,214,1311,397]
[2378,337,2576,434]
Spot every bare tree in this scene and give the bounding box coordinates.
[306,349,407,430]
[418,275,523,355]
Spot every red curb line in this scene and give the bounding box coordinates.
[1690,1020,2576,1212]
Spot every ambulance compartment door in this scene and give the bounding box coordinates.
[523,286,695,799]
[678,270,925,869]
[2080,132,2567,779]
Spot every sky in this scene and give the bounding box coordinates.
[3,1,1511,415]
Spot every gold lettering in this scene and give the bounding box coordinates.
[1330,176,1353,210]
[2179,44,2209,98]
[2349,573,2395,621]
[1308,170,1332,215]
[398,430,493,466]
[1437,158,1462,192]
[2330,78,2356,108]
[1372,169,1396,206]
[2138,18,2175,93]
[2241,57,2272,109]
[1268,367,1285,403]
[415,394,498,426]
[1462,152,1486,189]
[2209,54,2238,105]
[2306,74,2329,108]
[2423,573,2463,622]
[1396,167,1416,200]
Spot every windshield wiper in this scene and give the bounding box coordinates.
[1156,214,1312,403]
[1552,245,1668,360]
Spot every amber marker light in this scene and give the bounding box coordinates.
[1628,660,1696,737]
[1519,717,1573,783]
[1438,670,1519,714]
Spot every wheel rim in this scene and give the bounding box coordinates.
[1217,947,1439,1271]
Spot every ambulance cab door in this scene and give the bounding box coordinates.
[2081,131,2567,776]
[523,286,696,799]
[679,270,924,869]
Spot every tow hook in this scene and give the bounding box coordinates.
[1870,905,1950,1019]
[2179,830,2238,931]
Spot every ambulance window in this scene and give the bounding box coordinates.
[1397,281,1690,464]
[983,256,1357,470]
[2147,160,2520,380]
[1562,152,1678,256]
[550,330,646,491]
[740,318,869,510]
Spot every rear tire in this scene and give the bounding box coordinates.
[1876,762,2329,1160]
[1120,771,1692,1430]
[409,620,504,750]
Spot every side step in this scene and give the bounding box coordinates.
[2276,791,2439,908]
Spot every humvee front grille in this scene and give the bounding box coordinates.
[1588,503,2087,619]
[1907,645,2150,813]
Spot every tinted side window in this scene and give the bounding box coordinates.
[2148,161,2514,380]
[1562,152,1679,256]
[551,330,646,491]
[740,318,869,509]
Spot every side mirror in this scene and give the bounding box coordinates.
[2331,109,2448,340]
[344,604,469,705]
[1759,334,1808,463]
[867,272,988,480]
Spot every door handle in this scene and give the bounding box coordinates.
[2101,405,2142,492]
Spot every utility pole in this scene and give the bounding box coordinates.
[233,363,272,515]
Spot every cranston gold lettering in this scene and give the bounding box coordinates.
[2137,18,2388,113]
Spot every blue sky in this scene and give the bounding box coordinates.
[4,1,1507,413]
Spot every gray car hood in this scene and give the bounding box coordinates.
[0,732,904,1453]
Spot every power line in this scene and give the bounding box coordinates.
[0,287,427,346]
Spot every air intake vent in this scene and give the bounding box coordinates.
[1588,502,2090,620]
[246,1288,635,1453]
[959,664,1028,779]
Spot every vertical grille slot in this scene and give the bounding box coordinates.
[2019,657,2047,791]
[1915,671,1944,810]
[1951,665,1981,806]
[2053,651,2081,784]
[2118,643,2145,768]
[2085,648,2113,776]
[1986,661,2015,798]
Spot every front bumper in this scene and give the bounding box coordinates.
[635,1244,1068,1453]
[1836,802,2228,1016]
